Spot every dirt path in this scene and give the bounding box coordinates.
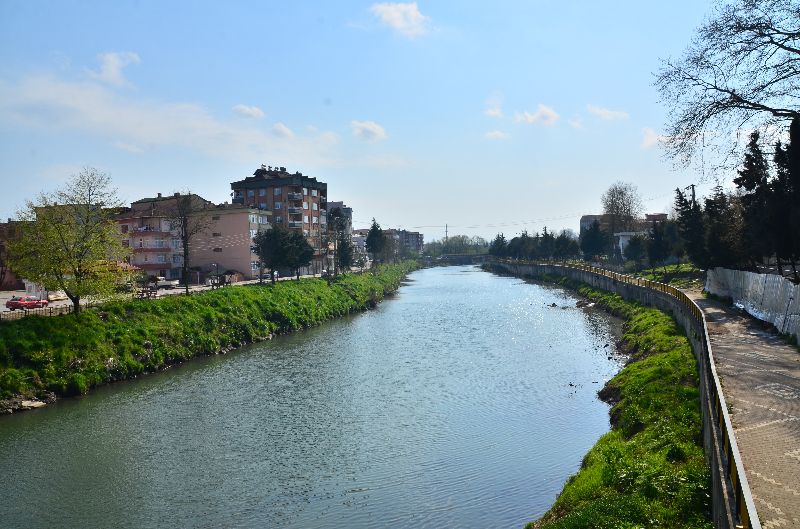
[686,290,800,527]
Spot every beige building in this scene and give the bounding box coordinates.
[115,193,272,282]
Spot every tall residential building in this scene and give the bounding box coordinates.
[115,193,271,281]
[231,165,327,272]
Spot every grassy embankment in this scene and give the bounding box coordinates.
[628,263,706,290]
[485,265,711,528]
[0,262,418,402]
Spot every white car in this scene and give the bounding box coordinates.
[155,277,179,289]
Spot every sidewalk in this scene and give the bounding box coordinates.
[687,290,800,527]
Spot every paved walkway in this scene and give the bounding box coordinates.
[687,290,800,528]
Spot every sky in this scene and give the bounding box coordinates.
[0,0,718,241]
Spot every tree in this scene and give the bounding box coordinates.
[733,130,775,269]
[365,218,386,264]
[623,234,648,267]
[674,188,709,269]
[0,223,15,289]
[489,233,507,257]
[326,207,348,276]
[335,231,354,274]
[253,226,290,284]
[602,182,643,235]
[580,220,610,260]
[286,229,315,280]
[647,221,672,272]
[161,192,216,295]
[655,0,800,171]
[8,167,133,313]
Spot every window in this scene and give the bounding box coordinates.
[274,202,282,209]
[259,189,266,196]
[121,224,129,233]
[251,261,260,271]
[234,190,243,198]
[173,254,181,264]
[313,216,318,224]
[155,238,165,248]
[303,229,310,236]
[251,245,258,254]
[259,203,267,210]
[303,216,309,223]
[249,214,259,223]
[213,233,221,237]
[157,254,166,263]
[312,203,318,211]
[172,238,181,248]
[303,188,308,195]
[247,189,255,197]
[250,229,258,239]
[212,216,220,220]
[169,269,180,279]
[274,188,282,195]
[213,248,222,253]
[261,216,269,224]
[275,216,282,222]
[312,189,317,197]
[122,240,130,248]
[303,202,309,210]
[314,242,319,250]
[138,238,145,248]
[313,229,319,237]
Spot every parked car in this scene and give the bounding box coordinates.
[6,296,49,310]
[155,277,179,289]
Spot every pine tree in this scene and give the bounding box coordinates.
[674,189,709,270]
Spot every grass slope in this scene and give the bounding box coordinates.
[0,262,418,400]
[525,273,711,529]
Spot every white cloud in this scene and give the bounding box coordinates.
[0,74,342,165]
[307,125,318,132]
[85,52,140,87]
[485,130,510,139]
[514,105,560,126]
[113,141,143,153]
[272,123,294,138]
[568,117,584,129]
[641,127,667,149]
[587,104,629,121]
[369,2,430,38]
[232,104,265,119]
[484,108,503,118]
[351,120,386,142]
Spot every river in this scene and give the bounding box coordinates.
[0,266,624,528]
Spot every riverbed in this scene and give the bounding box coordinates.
[0,266,624,528]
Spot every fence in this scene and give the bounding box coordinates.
[0,304,74,321]
[706,267,800,340]
[488,259,759,529]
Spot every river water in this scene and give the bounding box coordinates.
[0,266,624,528]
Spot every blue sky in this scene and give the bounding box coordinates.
[0,0,716,240]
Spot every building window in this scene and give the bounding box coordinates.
[303,202,309,210]
[155,238,165,248]
[313,216,318,224]
[213,248,222,253]
[303,229,310,236]
[212,216,220,221]
[303,216,309,223]
[250,214,259,224]
[157,254,167,263]
[234,190,243,199]
[259,189,266,196]
[173,254,181,264]
[313,229,319,237]
[247,189,255,197]
[303,188,308,195]
[312,189,317,197]
[260,203,267,210]
[251,261,260,271]
[274,188,282,195]
[213,232,221,237]
[251,245,258,254]
[170,269,180,279]
[312,203,318,211]
[138,238,145,248]
[172,238,181,248]
[121,224,129,233]
[250,229,258,239]
[261,216,269,224]
[275,216,282,223]
[274,202,282,209]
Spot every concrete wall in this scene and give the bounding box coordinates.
[706,267,800,340]
[491,261,759,529]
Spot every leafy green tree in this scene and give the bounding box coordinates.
[489,233,507,257]
[336,231,354,274]
[623,234,647,267]
[253,225,290,284]
[674,189,709,270]
[286,229,315,280]
[704,187,742,270]
[647,221,671,272]
[8,167,133,313]
[580,220,610,260]
[365,218,386,264]
[161,192,216,294]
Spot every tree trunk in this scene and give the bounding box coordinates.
[183,231,190,295]
[68,293,81,314]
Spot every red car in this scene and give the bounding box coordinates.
[6,296,49,310]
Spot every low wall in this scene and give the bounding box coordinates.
[706,267,800,339]
[489,260,760,529]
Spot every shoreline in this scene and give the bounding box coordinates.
[0,262,419,415]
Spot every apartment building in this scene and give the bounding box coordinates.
[396,230,424,255]
[231,165,327,272]
[115,193,271,282]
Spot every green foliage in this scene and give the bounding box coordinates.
[526,275,711,529]
[623,234,647,265]
[0,262,419,400]
[580,220,612,260]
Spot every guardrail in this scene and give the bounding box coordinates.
[488,259,759,529]
[0,304,74,321]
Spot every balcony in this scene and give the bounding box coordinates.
[287,193,303,200]
[287,206,303,214]
[288,221,303,229]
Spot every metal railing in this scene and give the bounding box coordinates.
[489,258,759,529]
[0,304,74,321]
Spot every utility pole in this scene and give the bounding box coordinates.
[445,223,448,242]
[685,184,696,207]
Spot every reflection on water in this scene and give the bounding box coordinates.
[0,266,623,528]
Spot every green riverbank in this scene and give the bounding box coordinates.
[0,262,419,409]
[484,266,711,528]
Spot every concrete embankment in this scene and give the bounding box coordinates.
[485,261,755,529]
